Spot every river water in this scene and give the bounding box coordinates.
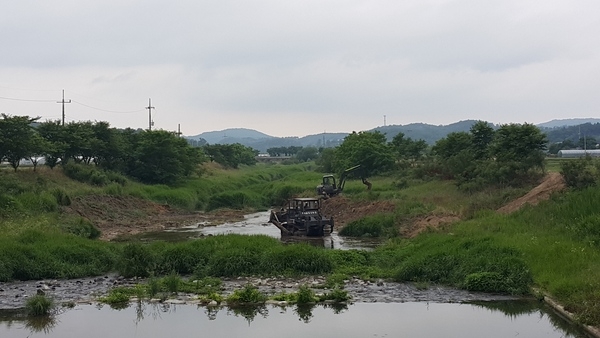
[2,212,593,337]
[133,211,383,250]
[0,301,591,338]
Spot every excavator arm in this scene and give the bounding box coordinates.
[317,165,371,197]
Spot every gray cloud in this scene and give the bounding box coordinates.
[1,0,599,136]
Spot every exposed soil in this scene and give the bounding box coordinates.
[63,172,566,241]
[63,195,245,241]
[497,172,566,214]
[321,196,459,238]
[321,197,396,228]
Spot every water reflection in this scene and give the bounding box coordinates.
[1,301,592,338]
[470,300,593,338]
[24,315,58,334]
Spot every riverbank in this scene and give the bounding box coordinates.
[0,274,521,311]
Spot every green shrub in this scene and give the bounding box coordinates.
[463,272,507,292]
[26,294,55,316]
[163,273,182,293]
[147,277,161,298]
[0,193,23,216]
[99,289,131,305]
[157,244,208,274]
[62,163,125,187]
[206,191,263,211]
[268,185,304,206]
[340,213,396,237]
[262,244,333,275]
[226,284,267,304]
[560,156,600,189]
[296,285,316,304]
[103,183,123,195]
[17,192,58,213]
[392,237,533,295]
[319,287,350,302]
[119,243,155,278]
[208,248,262,276]
[51,188,71,206]
[61,217,101,239]
[0,173,29,194]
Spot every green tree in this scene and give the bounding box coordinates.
[25,132,49,172]
[0,114,39,172]
[203,143,257,169]
[315,147,336,172]
[296,147,318,162]
[91,121,125,170]
[64,121,96,164]
[333,131,395,176]
[128,130,204,184]
[389,132,427,161]
[470,121,495,160]
[37,120,67,169]
[489,123,547,184]
[431,132,474,179]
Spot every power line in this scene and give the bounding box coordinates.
[0,95,55,102]
[0,84,59,92]
[72,100,145,114]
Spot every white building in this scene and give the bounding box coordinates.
[557,149,600,158]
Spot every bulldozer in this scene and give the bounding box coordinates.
[269,197,334,237]
[316,164,372,198]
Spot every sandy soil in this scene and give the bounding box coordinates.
[63,195,246,241]
[497,172,566,214]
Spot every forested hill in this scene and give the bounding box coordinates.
[186,121,480,152]
[185,119,600,152]
[542,123,600,144]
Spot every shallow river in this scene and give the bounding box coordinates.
[134,211,383,250]
[2,212,592,337]
[0,301,591,338]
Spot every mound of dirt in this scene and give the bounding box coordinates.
[321,197,396,227]
[497,172,566,214]
[402,214,461,238]
[63,195,245,241]
[321,196,460,238]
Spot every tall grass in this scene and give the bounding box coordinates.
[339,213,397,237]
[0,230,118,281]
[26,294,55,316]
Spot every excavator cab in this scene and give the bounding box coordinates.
[317,175,337,197]
[316,165,371,198]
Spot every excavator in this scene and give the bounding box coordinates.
[316,164,372,198]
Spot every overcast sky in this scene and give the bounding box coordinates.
[1,0,599,137]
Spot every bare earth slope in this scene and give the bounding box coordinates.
[497,172,566,214]
[63,195,244,240]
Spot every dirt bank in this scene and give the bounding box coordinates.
[63,195,246,240]
[497,172,566,214]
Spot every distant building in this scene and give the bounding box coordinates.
[558,149,600,158]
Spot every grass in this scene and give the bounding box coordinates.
[4,160,600,325]
[25,294,55,316]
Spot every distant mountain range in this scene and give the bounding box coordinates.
[185,118,600,152]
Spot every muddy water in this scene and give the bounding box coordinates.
[136,211,384,250]
[0,301,591,338]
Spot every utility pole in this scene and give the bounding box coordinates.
[56,90,71,126]
[146,98,155,131]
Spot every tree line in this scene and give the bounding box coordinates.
[0,115,257,184]
[316,121,548,191]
